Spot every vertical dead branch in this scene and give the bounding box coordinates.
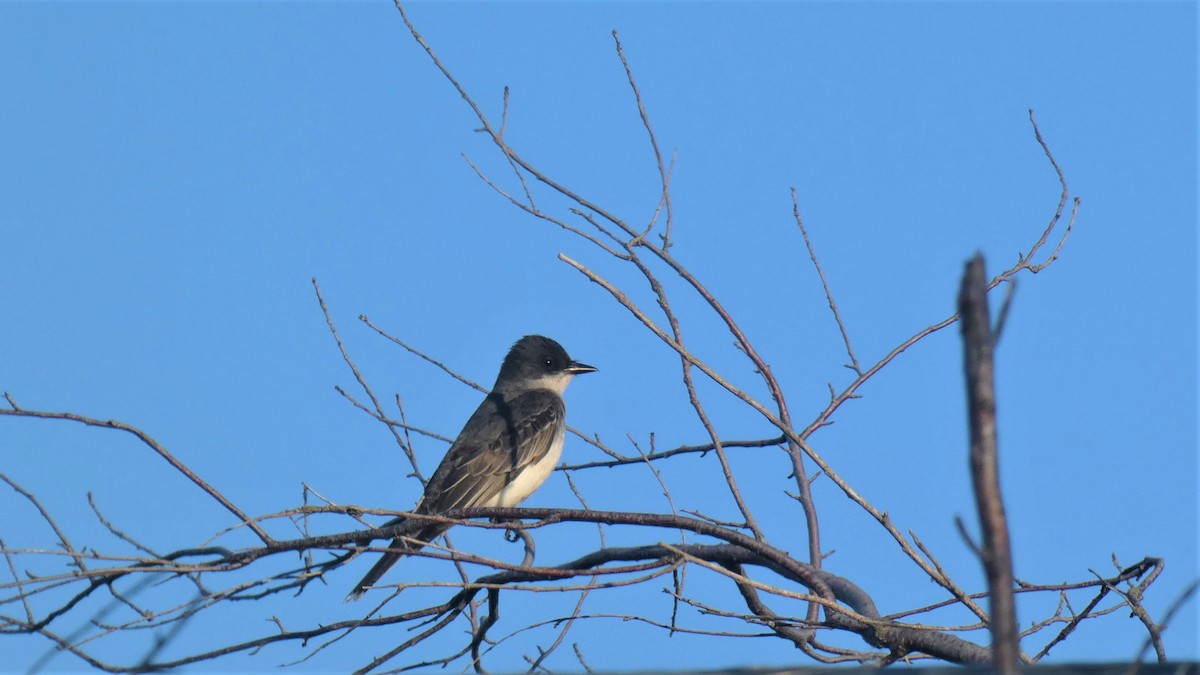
[958,253,1018,671]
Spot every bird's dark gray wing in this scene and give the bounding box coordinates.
[420,389,564,513]
[346,389,564,601]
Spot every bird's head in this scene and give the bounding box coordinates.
[495,335,596,394]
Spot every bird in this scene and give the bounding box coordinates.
[346,334,596,601]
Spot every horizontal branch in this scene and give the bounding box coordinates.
[560,436,786,470]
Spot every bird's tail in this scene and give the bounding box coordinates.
[345,524,447,601]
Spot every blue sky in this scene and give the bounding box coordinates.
[1,2,1195,671]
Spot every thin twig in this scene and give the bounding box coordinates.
[791,188,861,374]
[357,313,486,394]
[612,31,673,247]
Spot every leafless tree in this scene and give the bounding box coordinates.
[1,3,1178,672]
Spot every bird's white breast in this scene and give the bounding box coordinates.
[483,425,565,508]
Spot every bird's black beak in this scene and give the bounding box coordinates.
[567,361,597,375]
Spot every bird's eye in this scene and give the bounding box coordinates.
[544,358,555,369]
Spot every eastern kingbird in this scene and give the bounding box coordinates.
[346,335,596,601]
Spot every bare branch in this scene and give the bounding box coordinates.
[1023,109,1076,273]
[560,436,785,470]
[611,30,673,248]
[0,400,271,546]
[958,253,1018,671]
[791,188,861,375]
